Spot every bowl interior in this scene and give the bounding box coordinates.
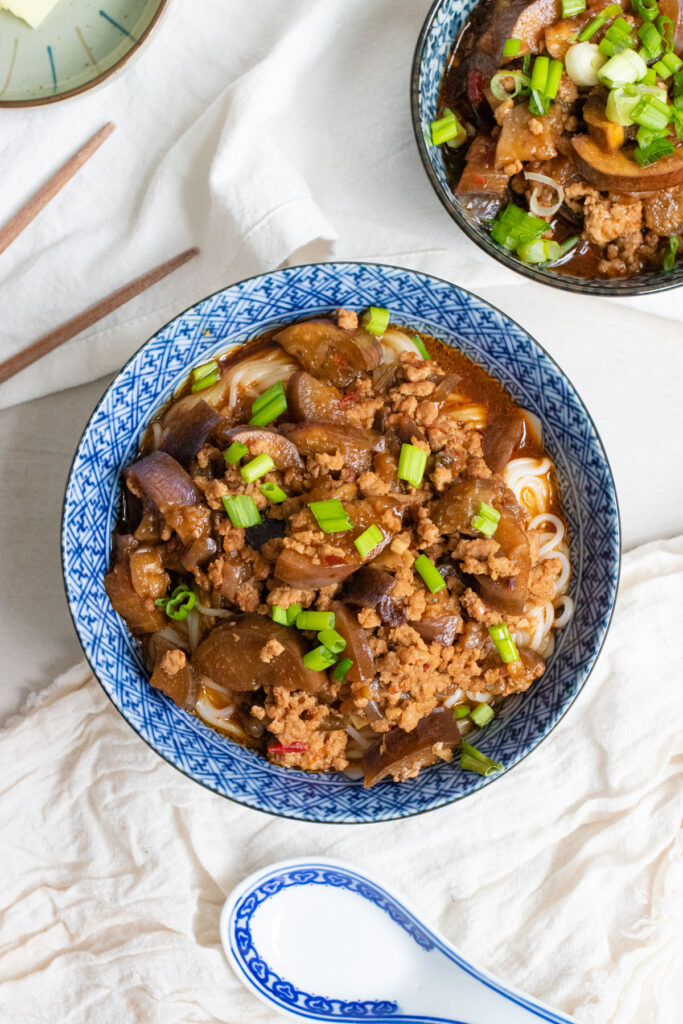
[411,0,683,296]
[62,262,620,823]
[0,0,166,106]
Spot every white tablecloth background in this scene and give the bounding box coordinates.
[1,2,682,1022]
[0,537,681,1024]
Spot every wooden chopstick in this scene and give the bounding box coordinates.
[0,122,115,258]
[0,247,199,385]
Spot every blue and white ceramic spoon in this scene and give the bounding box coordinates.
[221,857,578,1024]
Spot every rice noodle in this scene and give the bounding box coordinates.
[345,723,371,750]
[226,349,297,410]
[504,456,552,516]
[194,601,235,619]
[441,395,488,430]
[195,697,245,738]
[342,764,365,780]
[443,688,464,709]
[187,608,200,652]
[156,625,188,650]
[554,594,574,629]
[526,172,564,217]
[149,421,162,450]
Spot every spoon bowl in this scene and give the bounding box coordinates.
[221,857,578,1024]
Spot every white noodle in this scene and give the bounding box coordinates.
[342,764,365,780]
[443,688,464,709]
[187,608,200,652]
[529,513,565,558]
[345,723,371,750]
[195,601,235,619]
[380,327,422,362]
[504,456,552,516]
[441,396,487,430]
[150,421,162,450]
[195,697,245,737]
[226,350,297,410]
[554,595,575,629]
[156,626,188,650]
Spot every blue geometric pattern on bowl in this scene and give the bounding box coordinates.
[62,262,620,823]
[411,0,683,295]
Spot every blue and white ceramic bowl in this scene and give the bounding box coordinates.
[62,262,620,823]
[411,0,683,296]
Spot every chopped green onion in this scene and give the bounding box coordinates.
[361,306,390,336]
[260,481,287,503]
[470,702,495,727]
[429,109,466,147]
[651,57,673,78]
[598,38,615,57]
[490,70,530,101]
[553,235,581,260]
[460,742,504,777]
[453,704,471,719]
[631,95,671,131]
[471,500,500,536]
[634,136,675,164]
[272,603,302,626]
[529,90,551,116]
[674,69,683,93]
[191,361,219,393]
[561,0,585,17]
[491,203,548,251]
[412,334,431,360]
[545,59,564,99]
[641,67,658,86]
[157,585,197,621]
[577,2,621,41]
[296,610,335,631]
[662,51,683,73]
[632,0,660,21]
[663,235,679,271]
[303,645,338,671]
[598,48,648,87]
[309,498,352,533]
[530,55,549,92]
[638,21,663,57]
[522,53,531,74]
[503,37,522,57]
[221,494,262,528]
[354,524,384,558]
[488,623,520,664]
[249,381,287,426]
[224,441,248,465]
[656,13,674,50]
[517,238,563,264]
[333,658,353,682]
[317,628,347,654]
[414,554,446,594]
[241,453,275,484]
[397,443,428,488]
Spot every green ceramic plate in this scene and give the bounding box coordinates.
[0,0,167,106]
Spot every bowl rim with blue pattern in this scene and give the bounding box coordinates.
[410,0,683,297]
[61,261,621,823]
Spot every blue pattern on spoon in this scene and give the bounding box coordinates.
[221,858,579,1023]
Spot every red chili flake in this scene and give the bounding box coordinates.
[467,69,485,104]
[268,742,308,755]
[338,392,359,408]
[472,174,487,187]
[423,664,429,672]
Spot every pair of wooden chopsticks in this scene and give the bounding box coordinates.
[0,123,199,386]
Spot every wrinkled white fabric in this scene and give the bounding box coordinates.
[2,0,683,411]
[0,537,681,1023]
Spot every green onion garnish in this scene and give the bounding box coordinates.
[354,524,384,558]
[634,136,675,164]
[191,361,219,393]
[361,306,390,336]
[317,627,347,654]
[453,704,471,719]
[249,381,287,426]
[309,499,352,533]
[638,21,663,57]
[156,585,197,621]
[662,50,683,72]
[490,70,531,102]
[397,443,428,488]
[470,702,495,727]
[333,658,353,682]
[471,500,501,537]
[429,108,466,147]
[522,54,531,74]
[656,13,674,50]
[221,494,262,528]
[460,742,504,777]
[517,238,563,264]
[224,441,248,465]
[545,59,564,99]
[598,49,648,88]
[503,37,522,57]
[663,235,679,271]
[272,603,301,626]
[641,67,658,86]
[530,55,549,93]
[296,610,335,631]
[491,203,548,251]
[488,623,520,664]
[414,554,446,594]
[631,95,671,132]
[240,453,275,484]
[561,0,585,16]
[577,2,621,41]
[528,90,551,116]
[632,0,660,21]
[412,334,431,360]
[303,645,338,671]
[260,481,287,503]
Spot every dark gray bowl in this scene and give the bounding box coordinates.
[411,0,683,296]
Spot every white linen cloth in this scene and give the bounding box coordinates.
[0,537,681,1024]
[2,0,683,411]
